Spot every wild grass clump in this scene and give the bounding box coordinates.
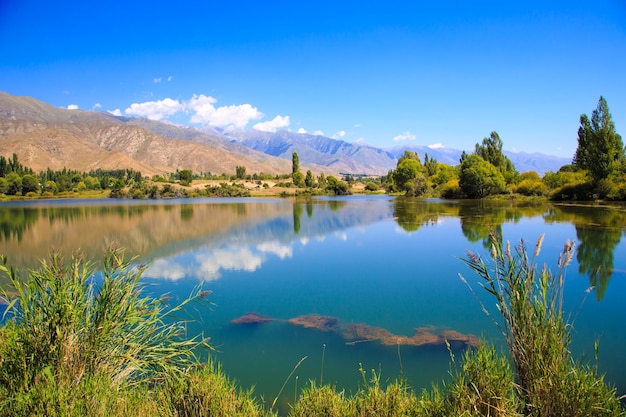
[461,233,623,417]
[0,248,273,417]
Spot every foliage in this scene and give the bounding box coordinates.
[178,169,194,186]
[236,165,246,180]
[574,96,625,183]
[304,170,314,187]
[0,248,220,416]
[459,154,506,198]
[326,176,350,195]
[166,362,268,417]
[461,234,623,417]
[439,179,463,199]
[515,179,548,196]
[474,131,519,184]
[364,181,379,191]
[390,151,429,196]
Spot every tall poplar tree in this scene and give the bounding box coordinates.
[574,96,624,183]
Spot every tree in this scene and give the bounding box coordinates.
[235,165,246,180]
[21,174,39,194]
[304,170,314,187]
[392,157,424,196]
[291,152,304,187]
[459,154,506,198]
[475,131,518,183]
[0,177,8,194]
[178,169,193,186]
[6,172,22,195]
[573,96,624,183]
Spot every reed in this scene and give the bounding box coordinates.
[460,233,622,417]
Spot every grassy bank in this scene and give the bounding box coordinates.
[0,241,623,416]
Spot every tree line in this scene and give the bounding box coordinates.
[384,96,625,200]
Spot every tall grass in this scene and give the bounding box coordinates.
[0,247,273,417]
[460,233,622,417]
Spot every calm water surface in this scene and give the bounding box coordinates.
[1,196,625,410]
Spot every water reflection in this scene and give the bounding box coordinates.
[1,198,624,300]
[392,199,626,301]
[544,204,626,300]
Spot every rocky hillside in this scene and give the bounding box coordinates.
[0,92,293,176]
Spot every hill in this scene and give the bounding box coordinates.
[0,92,293,177]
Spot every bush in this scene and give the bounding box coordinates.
[440,179,463,199]
[364,182,379,192]
[515,179,548,196]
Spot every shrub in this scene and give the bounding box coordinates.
[515,179,548,196]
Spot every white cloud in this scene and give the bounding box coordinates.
[67,104,79,110]
[93,103,102,109]
[125,97,184,120]
[197,248,263,279]
[313,130,325,136]
[297,128,307,134]
[188,94,263,128]
[428,143,444,149]
[354,123,361,128]
[354,137,368,145]
[257,241,293,259]
[167,75,173,82]
[393,131,416,141]
[153,77,162,83]
[332,130,346,139]
[107,109,122,116]
[144,258,188,281]
[253,115,290,132]
[123,94,270,128]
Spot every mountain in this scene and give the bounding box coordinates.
[217,129,569,176]
[211,128,398,175]
[0,92,293,176]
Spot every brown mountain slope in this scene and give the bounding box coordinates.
[0,126,161,175]
[0,92,293,176]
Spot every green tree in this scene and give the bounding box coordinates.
[291,152,304,186]
[292,171,305,187]
[392,158,424,196]
[573,96,625,183]
[0,177,8,194]
[475,131,518,183]
[304,170,314,187]
[6,172,22,196]
[459,154,506,198]
[21,174,39,194]
[326,175,349,195]
[84,175,101,190]
[235,165,246,179]
[178,169,193,186]
[317,172,327,188]
[292,152,300,174]
[43,180,58,194]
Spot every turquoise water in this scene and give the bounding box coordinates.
[1,196,625,408]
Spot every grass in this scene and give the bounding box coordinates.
[0,240,624,416]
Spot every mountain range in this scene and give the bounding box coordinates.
[0,91,570,177]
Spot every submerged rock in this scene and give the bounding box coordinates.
[232,311,479,348]
[288,314,340,331]
[231,312,274,324]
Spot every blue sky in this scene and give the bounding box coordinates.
[1,0,625,157]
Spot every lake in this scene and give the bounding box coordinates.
[1,196,625,410]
